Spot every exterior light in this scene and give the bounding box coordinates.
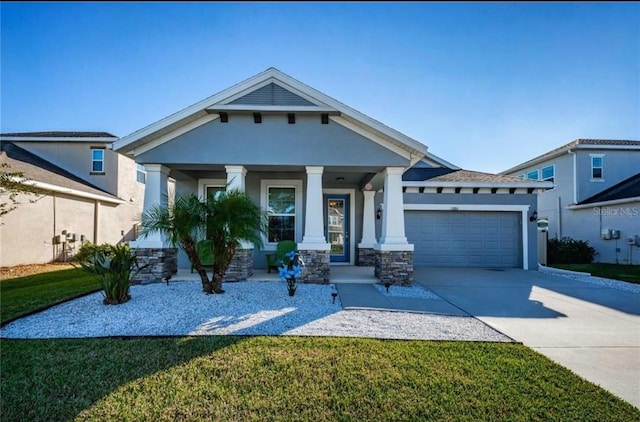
[529,210,538,222]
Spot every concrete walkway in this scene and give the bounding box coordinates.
[414,267,640,408]
[336,283,468,316]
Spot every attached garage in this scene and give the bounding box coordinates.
[405,210,522,268]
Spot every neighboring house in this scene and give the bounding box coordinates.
[112,67,550,284]
[0,132,145,267]
[502,139,640,264]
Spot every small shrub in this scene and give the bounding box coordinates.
[74,242,114,264]
[80,244,138,305]
[548,237,596,265]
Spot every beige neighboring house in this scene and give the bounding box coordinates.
[0,132,145,266]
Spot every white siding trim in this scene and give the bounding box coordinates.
[260,179,303,251]
[197,178,226,199]
[330,116,412,160]
[14,178,125,204]
[132,114,219,156]
[568,197,640,209]
[323,188,356,265]
[403,203,530,270]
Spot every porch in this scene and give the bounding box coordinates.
[171,265,378,284]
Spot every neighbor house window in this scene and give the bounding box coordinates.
[517,174,525,179]
[91,148,105,173]
[541,165,555,184]
[591,155,604,180]
[136,164,146,184]
[261,179,302,245]
[526,170,539,180]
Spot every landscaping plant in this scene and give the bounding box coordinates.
[140,190,266,294]
[80,243,138,304]
[548,236,596,265]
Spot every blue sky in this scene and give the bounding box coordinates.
[1,2,638,173]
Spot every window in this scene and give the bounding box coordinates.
[517,174,525,179]
[541,165,554,183]
[91,148,104,173]
[136,164,146,184]
[205,186,225,202]
[261,179,302,246]
[526,170,539,180]
[591,155,604,180]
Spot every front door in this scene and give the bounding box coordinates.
[325,194,349,263]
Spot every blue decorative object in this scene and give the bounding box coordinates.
[278,250,304,296]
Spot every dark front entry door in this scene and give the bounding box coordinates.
[325,194,349,263]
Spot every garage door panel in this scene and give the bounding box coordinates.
[405,210,521,268]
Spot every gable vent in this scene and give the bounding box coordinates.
[230,83,315,106]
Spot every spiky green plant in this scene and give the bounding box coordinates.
[80,244,137,304]
[140,190,266,294]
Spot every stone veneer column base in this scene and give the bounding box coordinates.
[224,248,254,282]
[374,250,414,286]
[298,250,330,284]
[131,248,177,285]
[357,248,376,266]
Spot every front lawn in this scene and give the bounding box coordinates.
[0,267,99,324]
[551,263,640,284]
[2,337,638,421]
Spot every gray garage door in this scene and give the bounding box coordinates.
[405,210,522,268]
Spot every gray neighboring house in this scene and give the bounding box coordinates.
[113,68,550,284]
[0,132,145,266]
[502,139,640,264]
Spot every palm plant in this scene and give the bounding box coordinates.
[140,190,266,294]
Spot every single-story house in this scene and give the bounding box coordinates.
[113,68,550,284]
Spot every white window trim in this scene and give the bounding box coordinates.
[541,164,555,189]
[526,169,539,181]
[261,179,303,250]
[136,164,147,184]
[198,178,226,200]
[590,153,604,182]
[323,188,355,266]
[403,203,531,270]
[91,148,105,174]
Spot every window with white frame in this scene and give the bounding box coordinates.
[136,164,146,184]
[261,180,302,245]
[91,148,105,173]
[591,155,604,180]
[526,169,539,180]
[541,165,554,183]
[517,174,525,179]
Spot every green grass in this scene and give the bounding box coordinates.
[551,263,640,284]
[1,337,638,422]
[1,268,638,420]
[0,268,100,323]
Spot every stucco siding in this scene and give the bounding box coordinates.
[137,115,408,167]
[575,150,640,202]
[562,201,640,264]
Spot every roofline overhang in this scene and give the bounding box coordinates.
[501,144,640,175]
[11,177,125,204]
[403,180,553,189]
[568,196,640,210]
[1,137,118,142]
[113,68,429,159]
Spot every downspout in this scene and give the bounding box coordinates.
[568,149,577,205]
[93,200,100,244]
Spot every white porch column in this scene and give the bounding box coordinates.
[225,165,252,249]
[225,165,246,191]
[132,164,170,247]
[359,190,377,247]
[299,166,330,250]
[376,167,412,250]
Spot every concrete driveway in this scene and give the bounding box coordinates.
[415,267,640,408]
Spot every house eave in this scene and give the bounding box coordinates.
[568,197,640,210]
[403,181,553,189]
[12,177,126,204]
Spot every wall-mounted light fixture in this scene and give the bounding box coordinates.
[529,210,538,222]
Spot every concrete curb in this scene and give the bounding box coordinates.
[538,263,592,277]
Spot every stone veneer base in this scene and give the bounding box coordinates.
[131,247,177,285]
[374,250,414,286]
[298,249,330,284]
[357,248,376,266]
[224,248,254,282]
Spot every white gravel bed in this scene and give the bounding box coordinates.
[373,283,441,299]
[545,271,640,293]
[0,280,511,342]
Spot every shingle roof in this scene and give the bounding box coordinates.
[407,168,527,184]
[0,142,119,200]
[578,173,640,205]
[501,138,640,174]
[0,131,117,138]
